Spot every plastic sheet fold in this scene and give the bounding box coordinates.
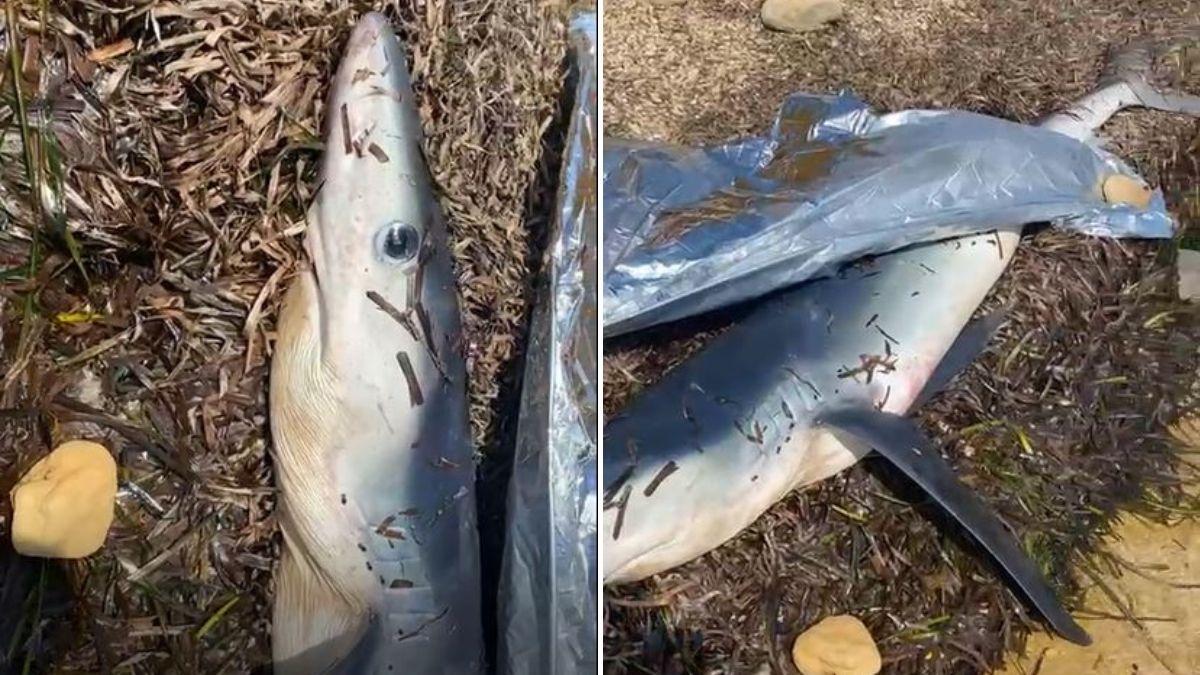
[603,92,1174,336]
[497,11,597,675]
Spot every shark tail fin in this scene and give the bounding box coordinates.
[1102,36,1200,116]
[817,407,1092,646]
[1041,35,1200,137]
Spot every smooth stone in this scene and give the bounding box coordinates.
[1102,174,1153,209]
[11,440,117,559]
[791,615,881,675]
[762,0,845,33]
[1178,248,1200,302]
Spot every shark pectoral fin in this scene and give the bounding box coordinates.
[273,541,368,675]
[816,407,1092,646]
[911,311,1006,410]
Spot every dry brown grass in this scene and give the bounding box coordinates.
[0,1,568,672]
[603,1,1200,673]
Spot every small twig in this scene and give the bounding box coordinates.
[606,580,697,608]
[395,606,449,643]
[51,396,194,480]
[1074,609,1177,623]
[55,328,132,368]
[127,523,204,583]
[1106,550,1200,589]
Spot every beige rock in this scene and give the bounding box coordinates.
[1177,248,1200,303]
[792,615,882,675]
[10,440,118,559]
[761,0,844,33]
[1101,174,1153,209]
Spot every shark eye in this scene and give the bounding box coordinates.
[375,222,421,265]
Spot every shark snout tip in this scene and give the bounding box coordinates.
[345,12,401,63]
[353,12,392,36]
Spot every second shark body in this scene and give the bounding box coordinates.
[603,45,1200,644]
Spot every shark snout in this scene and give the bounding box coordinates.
[345,12,393,58]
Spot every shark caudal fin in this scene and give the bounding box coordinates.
[816,407,1092,646]
[1101,36,1200,116]
[1041,35,1200,139]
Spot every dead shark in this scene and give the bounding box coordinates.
[602,40,1200,645]
[269,14,482,674]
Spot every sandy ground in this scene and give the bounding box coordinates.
[999,419,1200,675]
[997,515,1200,675]
[603,0,1200,672]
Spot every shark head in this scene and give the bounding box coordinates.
[307,12,450,370]
[270,13,481,675]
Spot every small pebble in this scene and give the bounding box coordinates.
[792,615,881,675]
[1177,248,1200,303]
[11,440,118,559]
[1101,174,1153,209]
[761,0,844,33]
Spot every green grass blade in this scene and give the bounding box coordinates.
[195,595,241,640]
[40,128,88,284]
[5,0,44,386]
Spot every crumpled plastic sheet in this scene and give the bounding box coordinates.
[603,92,1175,336]
[498,11,597,675]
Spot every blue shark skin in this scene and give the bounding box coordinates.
[269,14,482,675]
[603,45,1200,644]
[604,225,1021,578]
